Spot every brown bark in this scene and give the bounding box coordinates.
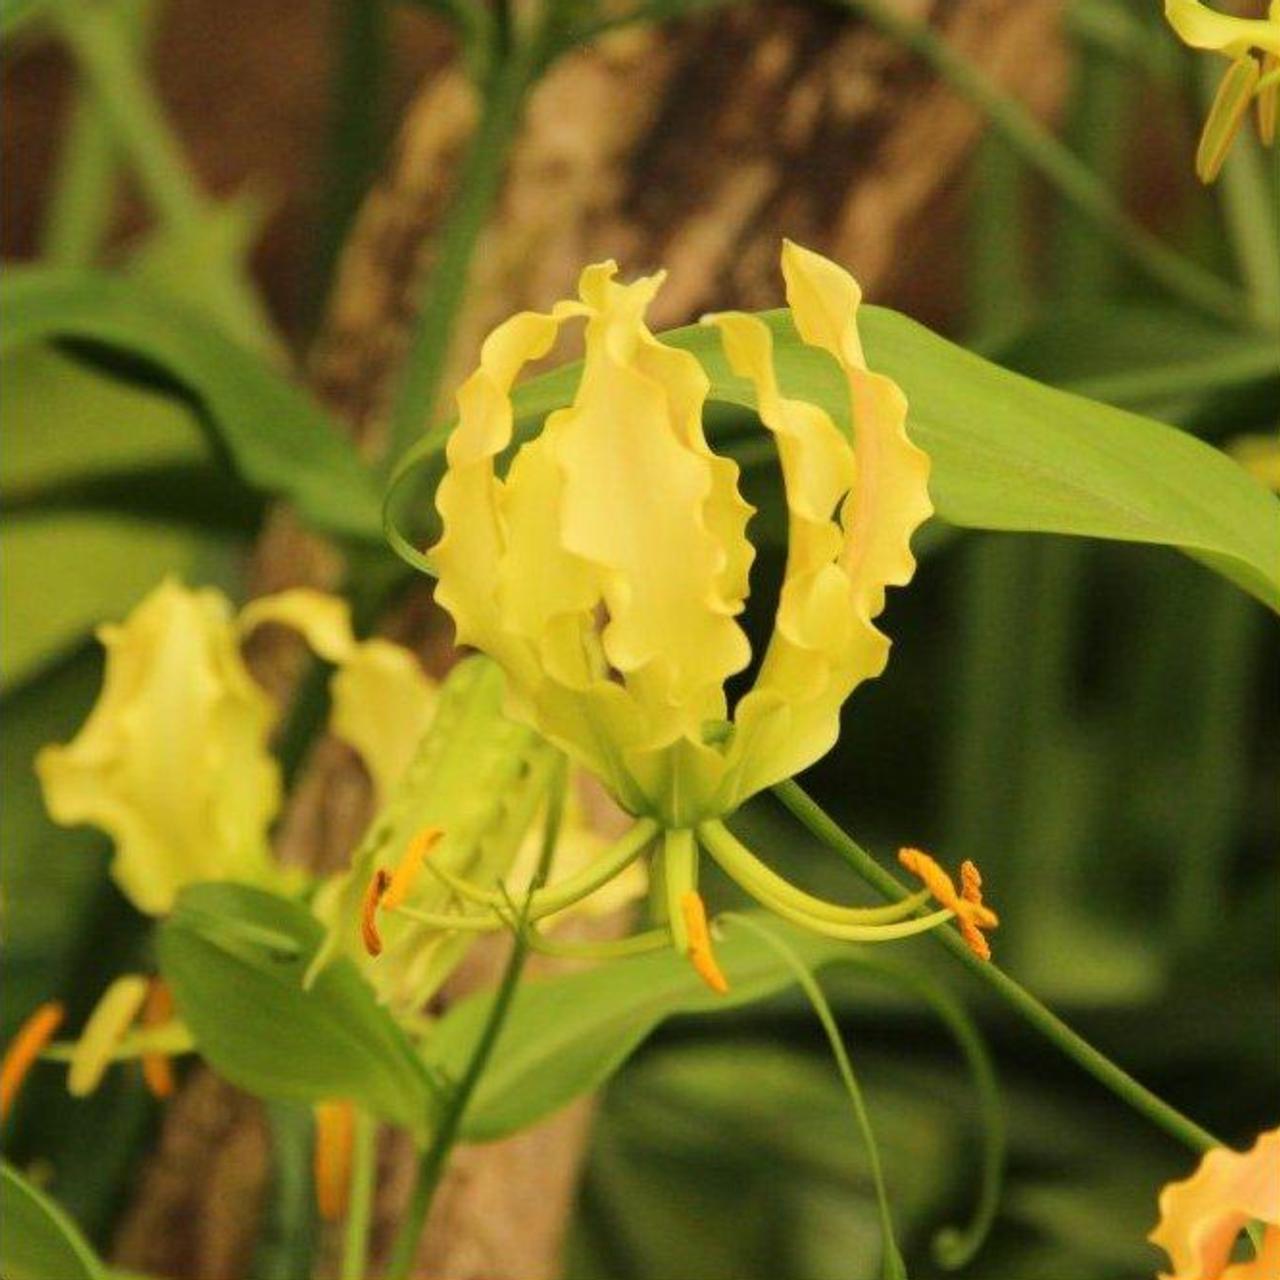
[111,3,1066,1277]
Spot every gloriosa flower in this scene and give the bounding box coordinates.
[432,240,931,829]
[427,242,994,986]
[1150,1127,1280,1279]
[1165,0,1280,181]
[36,578,350,915]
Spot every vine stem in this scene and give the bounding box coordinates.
[380,40,537,476]
[770,779,1221,1155]
[382,759,567,1280]
[339,1110,377,1280]
[835,0,1254,329]
[51,0,204,231]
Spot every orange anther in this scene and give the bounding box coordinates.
[361,869,391,957]
[899,848,998,961]
[679,891,729,995]
[1,1001,65,1119]
[313,1100,355,1221]
[383,827,443,911]
[140,979,175,1099]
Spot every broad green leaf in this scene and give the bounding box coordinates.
[0,269,381,543]
[0,1162,103,1280]
[0,346,240,689]
[158,882,439,1137]
[427,918,853,1142]
[993,303,1280,416]
[387,307,1280,613]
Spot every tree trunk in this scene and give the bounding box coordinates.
[112,3,1065,1276]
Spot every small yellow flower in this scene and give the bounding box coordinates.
[37,578,351,915]
[1150,1127,1280,1279]
[1165,0,1280,180]
[431,241,931,829]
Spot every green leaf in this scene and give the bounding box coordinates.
[0,1162,104,1280]
[1,345,240,691]
[0,0,49,34]
[0,269,381,543]
[427,917,852,1143]
[387,306,1280,612]
[158,882,439,1136]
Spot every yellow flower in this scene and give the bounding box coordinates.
[37,578,352,915]
[1165,0,1280,180]
[1150,1127,1280,1279]
[424,241,985,990]
[431,240,931,829]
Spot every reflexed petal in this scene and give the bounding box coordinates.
[237,588,355,662]
[1150,1128,1280,1280]
[780,241,932,628]
[1165,0,1280,57]
[706,309,859,793]
[432,306,576,692]
[329,640,439,802]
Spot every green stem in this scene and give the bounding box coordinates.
[662,828,698,953]
[721,913,906,1280]
[771,780,1221,1154]
[339,1111,377,1280]
[1202,61,1280,328]
[381,43,536,475]
[315,0,391,318]
[382,758,564,1280]
[836,0,1252,328]
[52,0,205,230]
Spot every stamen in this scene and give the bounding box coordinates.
[361,868,391,957]
[680,891,729,995]
[383,827,443,911]
[69,975,150,1097]
[140,979,175,1099]
[313,1100,355,1221]
[899,848,998,961]
[1,1001,65,1119]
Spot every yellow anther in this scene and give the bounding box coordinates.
[899,848,999,961]
[679,891,730,995]
[1,1001,65,1120]
[313,1100,355,1221]
[361,868,391,957]
[383,827,443,911]
[140,979,176,1100]
[69,975,150,1097]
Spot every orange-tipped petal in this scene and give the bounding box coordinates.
[361,869,391,957]
[1151,1128,1280,1280]
[382,827,443,911]
[313,1100,355,1221]
[1,1002,65,1119]
[679,891,729,995]
[140,979,175,1099]
[899,848,998,961]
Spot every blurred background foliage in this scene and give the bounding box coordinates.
[2,0,1277,1276]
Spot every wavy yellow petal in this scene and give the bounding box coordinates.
[432,307,575,692]
[329,640,439,802]
[552,265,751,715]
[1150,1128,1280,1280]
[781,241,931,641]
